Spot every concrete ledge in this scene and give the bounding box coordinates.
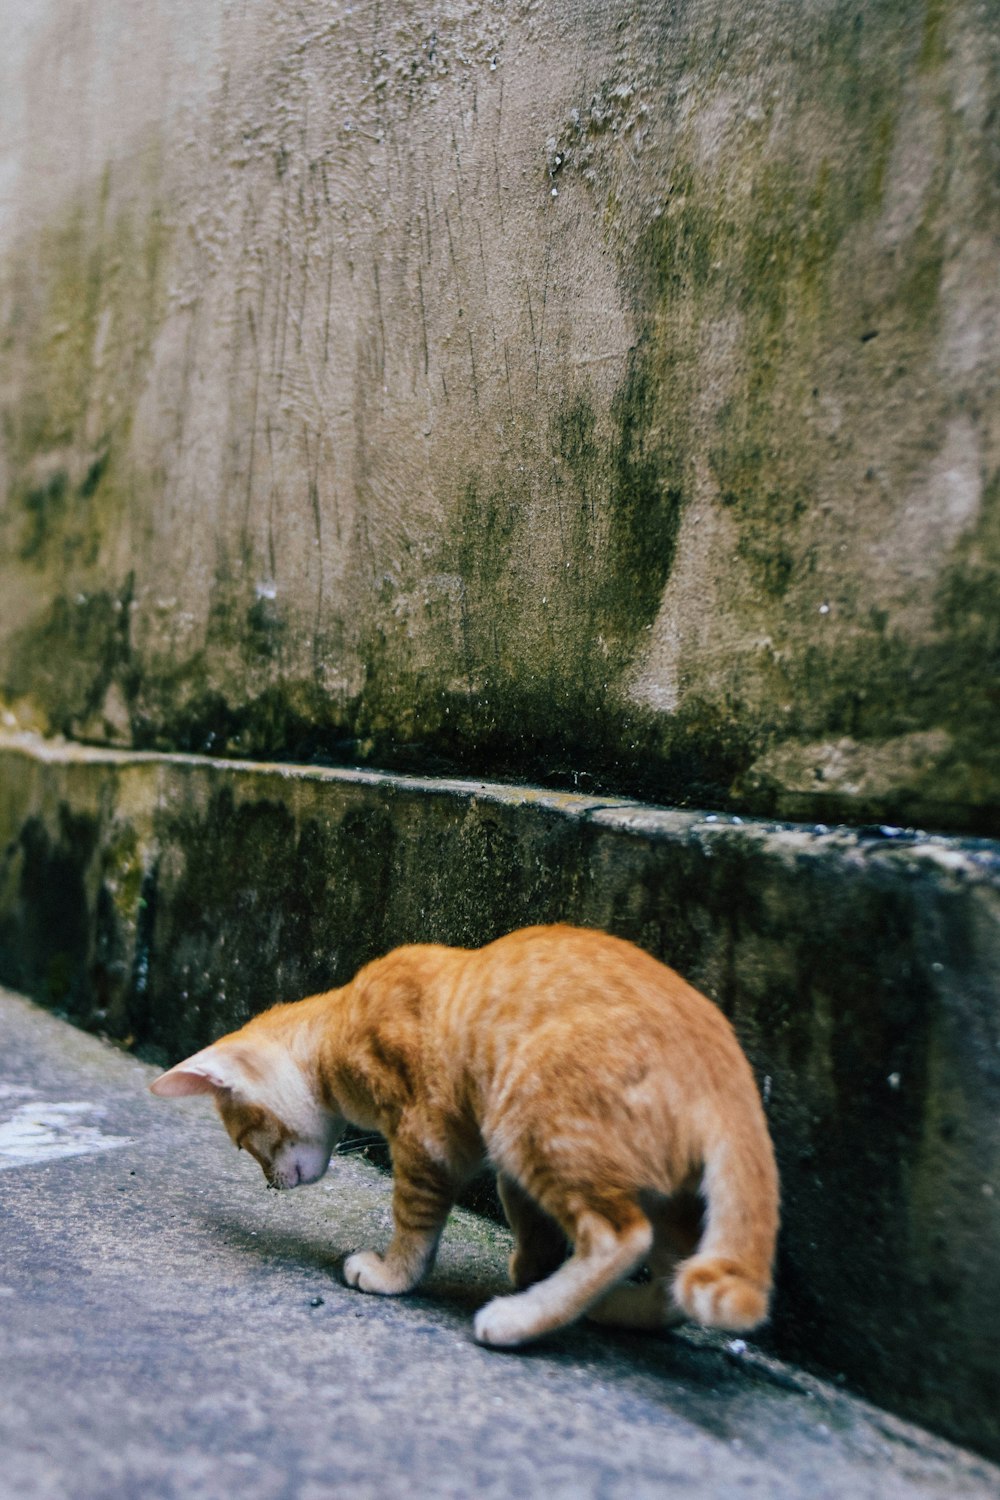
[0,730,998,1457]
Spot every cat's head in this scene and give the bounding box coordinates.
[150,1033,344,1190]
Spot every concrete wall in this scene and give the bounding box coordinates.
[2,0,1000,831]
[1,732,999,1457]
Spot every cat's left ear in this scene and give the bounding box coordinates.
[150,1043,244,1098]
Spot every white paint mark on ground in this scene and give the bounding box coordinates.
[0,1098,131,1170]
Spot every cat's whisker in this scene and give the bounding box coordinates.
[335,1134,384,1155]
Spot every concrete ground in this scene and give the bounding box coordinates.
[1,988,997,1500]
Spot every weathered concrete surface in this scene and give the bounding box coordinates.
[1,731,998,1459]
[3,986,999,1500]
[4,0,999,1480]
[2,0,1000,831]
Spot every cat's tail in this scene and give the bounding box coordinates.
[672,1097,780,1332]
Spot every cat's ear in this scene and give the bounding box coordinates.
[149,1043,248,1098]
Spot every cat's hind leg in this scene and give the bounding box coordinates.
[497,1172,568,1289]
[585,1190,701,1331]
[473,1193,652,1348]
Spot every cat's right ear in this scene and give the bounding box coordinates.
[150,1045,233,1098]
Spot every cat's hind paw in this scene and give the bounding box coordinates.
[673,1255,770,1331]
[343,1250,407,1296]
[473,1292,544,1347]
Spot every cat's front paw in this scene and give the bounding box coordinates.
[343,1250,398,1295]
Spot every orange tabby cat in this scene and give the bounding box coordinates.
[151,924,779,1346]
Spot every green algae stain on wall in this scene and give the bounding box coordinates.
[292,0,984,823]
[5,585,135,738]
[1,175,172,738]
[605,0,996,827]
[424,347,690,792]
[605,345,686,631]
[5,194,169,563]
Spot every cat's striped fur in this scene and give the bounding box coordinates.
[151,924,779,1346]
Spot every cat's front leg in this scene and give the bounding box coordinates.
[343,1249,416,1295]
[343,1139,454,1297]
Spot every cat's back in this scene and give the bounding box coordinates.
[458,924,727,1038]
[450,926,760,1176]
[363,925,742,1087]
